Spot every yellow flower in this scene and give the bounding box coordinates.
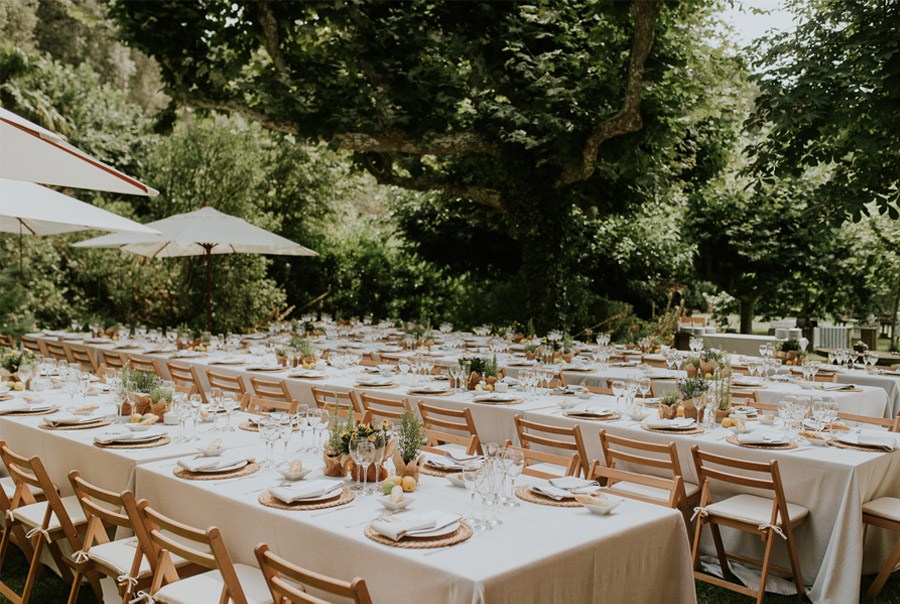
[367,435,376,442]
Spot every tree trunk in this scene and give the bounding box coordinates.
[506,177,574,335]
[739,297,755,334]
[891,280,900,352]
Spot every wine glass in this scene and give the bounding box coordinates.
[221,393,239,431]
[475,467,500,529]
[306,408,323,453]
[398,359,410,384]
[461,463,483,529]
[501,448,524,508]
[17,361,35,389]
[258,416,278,468]
[208,387,223,431]
[611,380,625,412]
[638,377,651,400]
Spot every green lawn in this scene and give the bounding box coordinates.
[0,550,897,603]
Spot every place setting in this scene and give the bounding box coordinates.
[420,450,484,477]
[515,476,602,508]
[641,417,704,435]
[93,423,171,449]
[39,411,110,429]
[172,440,259,480]
[354,375,398,389]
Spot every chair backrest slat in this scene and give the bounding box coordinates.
[514,415,589,477]
[255,543,373,604]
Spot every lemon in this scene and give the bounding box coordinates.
[131,414,142,424]
[401,476,417,493]
[721,417,736,428]
[381,481,397,496]
[704,373,713,379]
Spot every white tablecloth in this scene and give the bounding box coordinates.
[522,397,900,604]
[135,445,696,604]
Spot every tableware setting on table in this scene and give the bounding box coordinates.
[40,413,109,429]
[563,403,619,420]
[829,431,897,452]
[641,417,703,434]
[470,392,522,405]
[515,476,601,507]
[726,429,797,450]
[575,492,624,516]
[173,452,259,480]
[93,427,169,448]
[354,375,397,388]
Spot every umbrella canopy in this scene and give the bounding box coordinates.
[74,206,318,329]
[72,206,317,257]
[0,179,159,236]
[0,108,158,197]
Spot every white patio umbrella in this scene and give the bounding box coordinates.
[74,206,318,330]
[0,178,159,272]
[0,108,158,197]
[0,179,159,236]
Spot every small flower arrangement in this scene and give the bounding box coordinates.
[677,375,709,400]
[121,364,161,394]
[1,348,36,375]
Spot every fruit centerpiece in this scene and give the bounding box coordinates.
[462,355,505,390]
[776,338,806,366]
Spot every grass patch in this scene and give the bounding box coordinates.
[697,572,900,603]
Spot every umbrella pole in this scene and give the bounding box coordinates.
[205,245,213,332]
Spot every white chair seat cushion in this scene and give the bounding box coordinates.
[88,539,151,578]
[0,476,44,498]
[863,497,900,523]
[610,479,699,502]
[11,495,86,531]
[705,494,808,526]
[153,563,272,604]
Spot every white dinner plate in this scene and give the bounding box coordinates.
[102,432,163,444]
[193,459,249,474]
[405,520,460,538]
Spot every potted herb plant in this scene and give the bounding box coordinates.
[392,407,426,481]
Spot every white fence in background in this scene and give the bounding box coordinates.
[814,326,850,350]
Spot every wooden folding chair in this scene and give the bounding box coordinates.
[67,472,201,604]
[417,401,483,456]
[861,497,900,597]
[65,346,98,375]
[19,335,44,356]
[588,461,684,509]
[43,340,70,363]
[138,504,270,604]
[101,349,126,371]
[206,369,247,403]
[245,395,298,415]
[166,362,203,399]
[836,411,900,432]
[0,442,99,604]
[731,390,759,404]
[358,392,408,425]
[311,386,363,420]
[0,335,15,348]
[254,543,373,604]
[248,376,292,404]
[560,375,613,395]
[690,445,807,603]
[127,356,159,376]
[642,355,668,369]
[513,415,590,477]
[598,429,698,520]
[500,442,580,479]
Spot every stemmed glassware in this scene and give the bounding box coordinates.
[172,393,190,441]
[461,462,483,529]
[221,393,239,431]
[349,438,375,494]
[258,415,279,468]
[611,380,625,413]
[307,408,324,453]
[17,361,35,389]
[208,387,224,431]
[501,448,524,508]
[637,377,651,400]
[398,359,410,384]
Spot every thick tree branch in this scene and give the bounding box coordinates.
[252,1,289,77]
[182,96,300,135]
[334,131,495,156]
[556,0,662,187]
[362,153,501,208]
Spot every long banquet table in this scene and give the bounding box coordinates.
[0,389,695,604]
[19,332,900,603]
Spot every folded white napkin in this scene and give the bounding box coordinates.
[93,431,138,445]
[737,431,787,445]
[269,479,344,503]
[371,511,460,541]
[177,455,248,473]
[613,360,641,367]
[423,453,463,470]
[0,404,50,415]
[818,383,855,391]
[356,376,394,386]
[289,370,325,378]
[549,476,599,491]
[838,432,896,451]
[566,404,612,418]
[531,483,575,500]
[508,359,537,366]
[645,417,695,430]
[41,414,98,426]
[472,393,516,403]
[444,450,482,463]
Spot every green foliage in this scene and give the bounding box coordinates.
[396,407,426,465]
[660,392,681,407]
[324,405,355,458]
[677,376,709,400]
[464,356,498,378]
[749,0,900,222]
[121,365,160,394]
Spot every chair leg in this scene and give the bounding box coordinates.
[710,523,732,579]
[20,534,46,604]
[86,569,104,602]
[47,541,73,584]
[784,526,806,597]
[66,569,83,604]
[756,530,776,604]
[867,537,900,599]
